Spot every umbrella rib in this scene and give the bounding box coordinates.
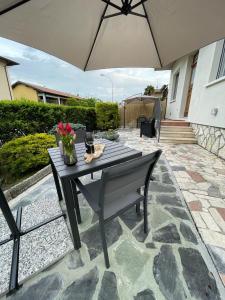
[130,11,146,18]
[101,0,122,11]
[84,3,109,71]
[142,2,163,68]
[0,0,31,16]
[104,12,123,19]
[131,0,147,10]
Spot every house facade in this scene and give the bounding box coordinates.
[166,39,225,160]
[12,81,78,105]
[0,56,18,100]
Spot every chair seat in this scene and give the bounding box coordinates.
[80,179,144,220]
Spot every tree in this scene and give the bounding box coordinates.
[144,85,155,96]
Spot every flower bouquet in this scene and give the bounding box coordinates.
[57,122,77,166]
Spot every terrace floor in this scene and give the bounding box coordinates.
[0,129,225,299]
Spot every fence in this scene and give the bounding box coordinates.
[119,99,167,128]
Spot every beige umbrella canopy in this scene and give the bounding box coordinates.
[0,0,225,71]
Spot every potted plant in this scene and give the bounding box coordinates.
[57,122,77,166]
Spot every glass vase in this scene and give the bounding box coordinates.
[63,144,77,166]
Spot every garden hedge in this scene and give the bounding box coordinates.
[64,97,99,107]
[0,133,56,184]
[0,100,96,143]
[96,102,119,130]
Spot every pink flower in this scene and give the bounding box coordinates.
[65,123,72,133]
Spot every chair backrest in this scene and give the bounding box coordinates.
[75,128,86,144]
[99,150,162,209]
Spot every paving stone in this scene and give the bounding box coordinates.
[180,221,198,245]
[187,171,206,183]
[171,166,186,171]
[9,273,63,300]
[66,251,84,270]
[120,207,143,229]
[161,173,173,185]
[145,242,156,249]
[153,223,181,244]
[155,194,182,207]
[132,221,149,242]
[179,247,221,300]
[192,212,207,228]
[216,208,225,221]
[150,206,172,229]
[81,219,122,260]
[160,166,169,173]
[153,245,186,300]
[115,240,149,283]
[98,271,119,300]
[200,212,220,232]
[149,182,176,193]
[208,185,222,198]
[165,207,190,220]
[208,245,225,274]
[62,267,98,300]
[188,200,202,211]
[134,289,156,300]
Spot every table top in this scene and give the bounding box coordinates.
[48,139,142,179]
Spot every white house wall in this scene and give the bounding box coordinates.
[166,55,192,119]
[188,42,225,129]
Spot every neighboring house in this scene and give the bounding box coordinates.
[0,56,18,100]
[166,39,225,160]
[12,81,79,105]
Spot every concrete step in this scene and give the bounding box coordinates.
[160,131,195,138]
[161,120,190,127]
[161,126,193,132]
[159,137,197,144]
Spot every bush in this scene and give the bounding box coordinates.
[0,100,96,143]
[95,129,119,141]
[64,97,100,107]
[0,133,56,184]
[96,102,119,130]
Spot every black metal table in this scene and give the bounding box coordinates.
[48,139,142,249]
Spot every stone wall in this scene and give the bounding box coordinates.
[192,123,225,160]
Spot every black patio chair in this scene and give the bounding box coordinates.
[140,118,156,138]
[74,150,162,268]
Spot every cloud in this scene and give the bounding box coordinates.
[0,37,171,101]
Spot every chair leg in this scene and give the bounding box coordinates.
[143,197,148,234]
[136,203,141,215]
[99,218,110,268]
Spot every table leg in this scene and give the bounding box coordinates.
[71,180,82,224]
[61,178,81,249]
[50,159,63,201]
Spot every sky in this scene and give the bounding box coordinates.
[0,37,170,102]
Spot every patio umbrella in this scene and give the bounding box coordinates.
[0,0,225,70]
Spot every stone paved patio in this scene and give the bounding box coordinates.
[119,128,225,288]
[0,129,225,299]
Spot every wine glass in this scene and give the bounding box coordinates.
[85,132,94,154]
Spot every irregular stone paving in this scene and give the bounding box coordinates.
[0,129,224,299]
[119,128,225,288]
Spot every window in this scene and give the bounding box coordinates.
[216,40,225,79]
[171,72,179,101]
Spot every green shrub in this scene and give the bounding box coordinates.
[0,100,96,143]
[64,97,100,107]
[0,133,56,184]
[96,102,119,130]
[95,129,119,141]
